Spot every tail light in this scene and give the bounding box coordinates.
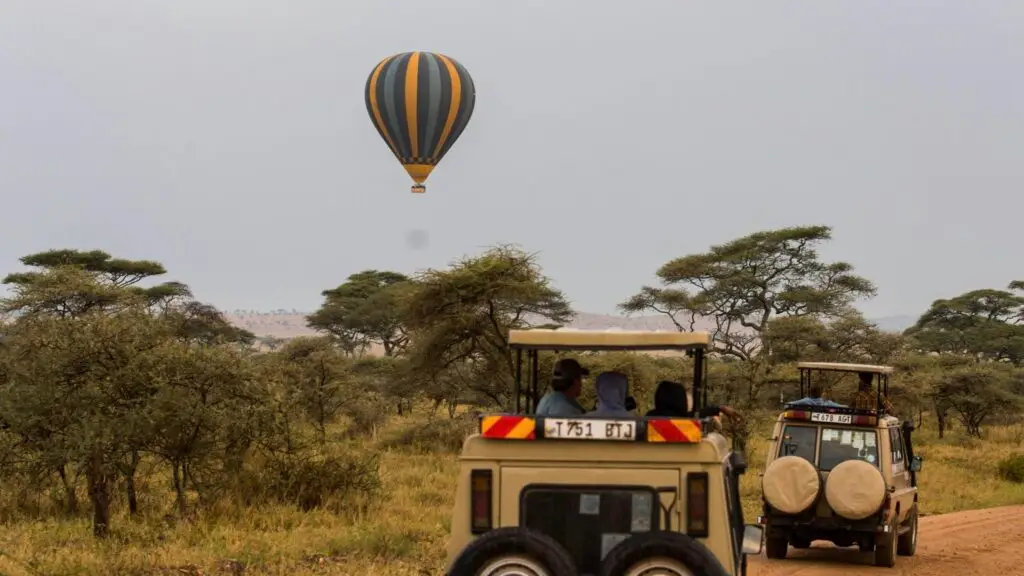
[470,470,493,534]
[880,492,891,523]
[686,471,709,538]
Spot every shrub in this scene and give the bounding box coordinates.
[381,415,477,453]
[257,452,381,511]
[997,454,1024,483]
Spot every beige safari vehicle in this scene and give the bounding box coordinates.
[445,329,764,576]
[758,362,922,568]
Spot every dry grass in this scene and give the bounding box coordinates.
[0,413,1022,576]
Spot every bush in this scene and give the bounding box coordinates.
[997,453,1024,483]
[256,453,381,511]
[381,415,477,453]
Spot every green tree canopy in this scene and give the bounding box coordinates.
[621,226,876,360]
[403,245,573,407]
[906,282,1024,364]
[306,270,414,356]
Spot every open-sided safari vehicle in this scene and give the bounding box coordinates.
[446,329,764,576]
[758,362,922,568]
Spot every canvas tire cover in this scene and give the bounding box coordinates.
[762,455,821,514]
[825,459,887,520]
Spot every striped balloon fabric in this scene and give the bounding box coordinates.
[364,52,476,193]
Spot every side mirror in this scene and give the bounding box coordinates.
[909,455,922,472]
[741,524,764,555]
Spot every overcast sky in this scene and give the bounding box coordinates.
[1,1,1021,317]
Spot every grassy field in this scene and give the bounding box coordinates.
[0,413,1022,576]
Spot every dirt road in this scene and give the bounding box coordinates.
[749,505,1024,575]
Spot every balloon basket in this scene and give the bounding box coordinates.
[411,184,426,194]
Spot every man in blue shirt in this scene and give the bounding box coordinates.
[535,358,588,417]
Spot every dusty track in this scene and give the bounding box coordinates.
[749,505,1024,575]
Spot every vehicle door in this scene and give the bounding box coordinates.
[887,426,912,521]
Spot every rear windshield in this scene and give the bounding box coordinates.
[778,425,879,471]
[819,428,878,471]
[778,424,817,463]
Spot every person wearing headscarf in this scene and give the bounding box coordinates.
[585,371,633,417]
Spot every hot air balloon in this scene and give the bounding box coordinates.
[365,52,476,193]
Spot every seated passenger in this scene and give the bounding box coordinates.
[535,358,588,417]
[585,371,633,417]
[644,380,742,421]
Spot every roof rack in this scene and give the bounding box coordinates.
[783,402,880,417]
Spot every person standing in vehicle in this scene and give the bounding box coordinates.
[535,358,588,417]
[852,371,895,413]
[645,380,742,421]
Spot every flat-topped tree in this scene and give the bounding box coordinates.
[2,249,190,314]
[2,249,252,345]
[621,226,876,360]
[307,270,414,356]
[905,281,1024,364]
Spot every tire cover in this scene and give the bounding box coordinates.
[825,459,887,520]
[762,455,821,514]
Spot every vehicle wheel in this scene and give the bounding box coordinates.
[764,534,788,559]
[599,531,729,576]
[897,506,918,557]
[447,527,578,576]
[873,518,898,568]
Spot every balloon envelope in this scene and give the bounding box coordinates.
[365,52,476,193]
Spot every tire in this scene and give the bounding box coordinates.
[764,533,788,559]
[447,527,578,576]
[599,531,729,576]
[761,456,821,515]
[897,506,918,557]
[873,518,898,568]
[824,460,887,521]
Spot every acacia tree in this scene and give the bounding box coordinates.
[307,270,414,356]
[0,297,169,537]
[403,245,573,409]
[621,226,876,360]
[905,282,1024,364]
[0,250,253,527]
[763,314,904,365]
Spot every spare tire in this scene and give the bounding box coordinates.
[824,459,887,520]
[762,455,821,514]
[447,527,578,576]
[599,531,729,576]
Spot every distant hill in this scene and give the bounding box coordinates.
[226,310,919,341]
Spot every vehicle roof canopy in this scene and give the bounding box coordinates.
[507,329,711,351]
[796,362,893,374]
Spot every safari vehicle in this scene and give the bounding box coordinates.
[445,329,764,576]
[758,362,922,568]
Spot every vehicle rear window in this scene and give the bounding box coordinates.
[778,424,817,463]
[818,428,879,471]
[520,486,658,574]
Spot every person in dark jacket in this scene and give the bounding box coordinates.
[645,380,741,421]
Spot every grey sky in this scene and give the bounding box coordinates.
[2,1,1021,318]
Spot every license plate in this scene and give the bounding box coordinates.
[543,418,636,441]
[810,412,852,424]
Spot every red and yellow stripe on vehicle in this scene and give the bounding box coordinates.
[646,418,702,443]
[480,415,536,440]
